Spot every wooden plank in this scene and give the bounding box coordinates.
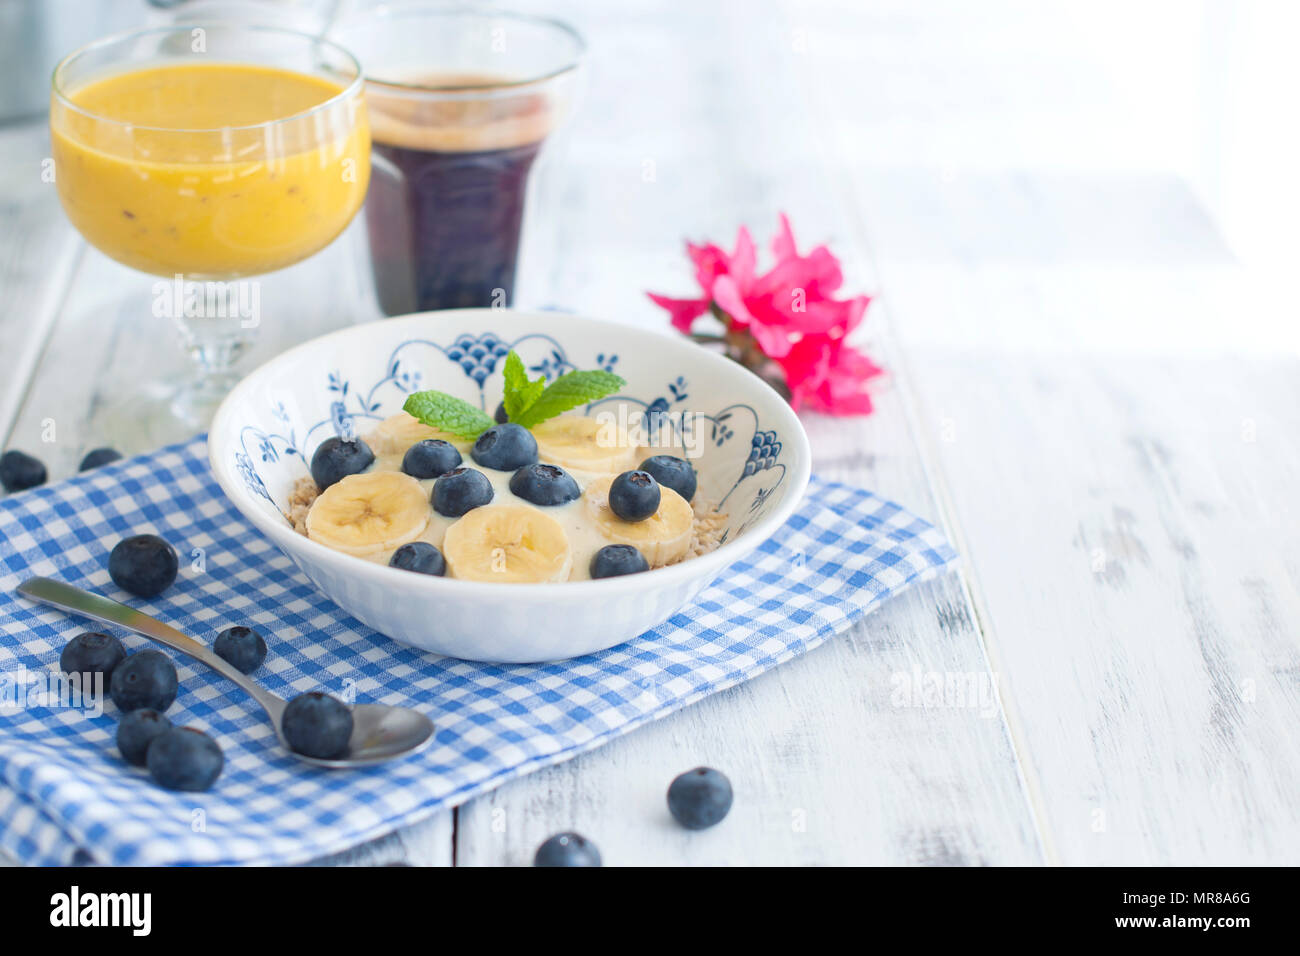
[819,97,1300,862]
[0,120,82,445]
[904,351,1300,864]
[788,0,1300,864]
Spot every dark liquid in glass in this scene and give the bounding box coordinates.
[366,138,543,314]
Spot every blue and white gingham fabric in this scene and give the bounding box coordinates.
[0,436,956,866]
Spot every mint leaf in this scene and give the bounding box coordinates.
[512,369,626,428]
[402,390,495,441]
[502,351,545,422]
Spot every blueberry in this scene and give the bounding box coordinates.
[667,767,733,830]
[471,423,537,471]
[608,470,660,521]
[79,447,123,472]
[389,541,446,576]
[639,455,697,503]
[0,450,46,492]
[59,631,127,679]
[310,436,375,490]
[509,463,580,507]
[213,625,267,674]
[401,439,462,479]
[109,649,179,713]
[282,691,353,759]
[146,727,223,791]
[432,467,494,517]
[116,708,171,767]
[493,401,509,424]
[533,832,602,867]
[108,533,178,598]
[589,544,650,579]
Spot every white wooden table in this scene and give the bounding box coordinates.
[2,0,1297,866]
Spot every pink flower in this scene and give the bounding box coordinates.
[648,214,881,415]
[779,330,885,416]
[645,234,744,334]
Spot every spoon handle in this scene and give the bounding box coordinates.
[16,577,286,723]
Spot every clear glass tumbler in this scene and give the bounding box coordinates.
[330,3,584,315]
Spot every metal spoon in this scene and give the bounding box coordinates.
[16,577,435,768]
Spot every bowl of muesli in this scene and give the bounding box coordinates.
[209,309,810,662]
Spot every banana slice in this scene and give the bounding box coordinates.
[582,475,693,566]
[531,415,640,475]
[305,471,430,557]
[367,412,470,456]
[443,505,573,583]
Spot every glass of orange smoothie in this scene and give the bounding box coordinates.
[50,24,370,428]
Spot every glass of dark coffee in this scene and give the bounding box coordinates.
[332,4,584,315]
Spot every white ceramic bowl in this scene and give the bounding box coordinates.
[209,309,810,662]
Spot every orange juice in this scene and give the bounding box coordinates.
[51,62,370,278]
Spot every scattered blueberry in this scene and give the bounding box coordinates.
[471,423,538,471]
[534,832,602,867]
[389,541,446,576]
[282,691,353,760]
[146,727,223,791]
[432,467,494,517]
[667,767,733,830]
[639,455,697,503]
[116,708,171,767]
[310,436,375,490]
[59,631,127,679]
[79,447,123,472]
[0,450,47,492]
[493,401,509,424]
[590,544,650,579]
[213,625,267,674]
[509,463,580,507]
[608,470,660,521]
[401,439,462,479]
[108,533,178,598]
[109,649,179,713]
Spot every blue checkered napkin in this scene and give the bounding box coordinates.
[0,437,956,866]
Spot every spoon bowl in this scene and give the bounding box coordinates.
[16,577,435,768]
[281,703,437,769]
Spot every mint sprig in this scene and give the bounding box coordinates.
[501,351,545,422]
[511,367,625,428]
[500,350,625,428]
[402,350,626,440]
[402,390,495,441]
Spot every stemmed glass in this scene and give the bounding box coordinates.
[49,24,370,432]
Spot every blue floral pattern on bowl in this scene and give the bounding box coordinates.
[233,329,787,528]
